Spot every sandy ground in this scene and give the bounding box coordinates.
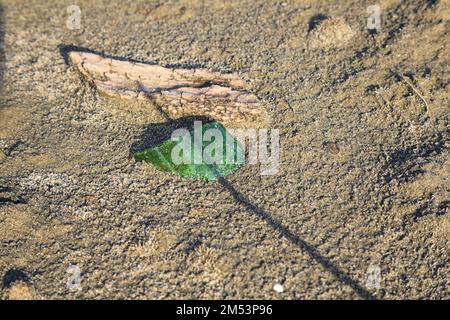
[0,0,449,299]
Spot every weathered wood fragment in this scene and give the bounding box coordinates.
[68,51,262,123]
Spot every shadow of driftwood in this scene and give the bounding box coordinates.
[58,44,208,70]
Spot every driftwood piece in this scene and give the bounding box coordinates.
[68,51,262,123]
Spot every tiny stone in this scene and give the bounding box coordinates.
[273,283,284,293]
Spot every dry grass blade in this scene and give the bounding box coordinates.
[399,73,433,117]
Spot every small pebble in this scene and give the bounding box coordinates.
[273,283,284,293]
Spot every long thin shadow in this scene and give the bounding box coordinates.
[218,177,376,300]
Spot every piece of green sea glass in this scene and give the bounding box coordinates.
[134,121,243,181]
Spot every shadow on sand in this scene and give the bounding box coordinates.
[217,177,376,300]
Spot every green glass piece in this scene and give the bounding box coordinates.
[134,121,243,181]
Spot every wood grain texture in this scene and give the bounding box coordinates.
[68,51,263,124]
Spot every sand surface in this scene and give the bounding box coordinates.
[0,0,449,299]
